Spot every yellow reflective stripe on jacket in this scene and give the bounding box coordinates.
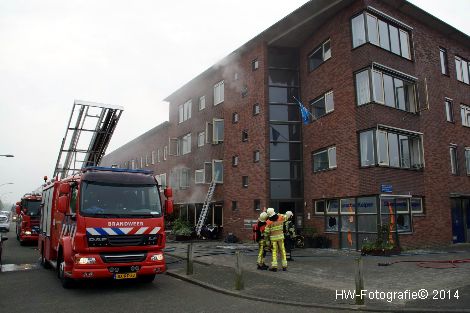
[265,220,284,241]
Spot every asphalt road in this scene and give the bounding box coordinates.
[0,225,338,313]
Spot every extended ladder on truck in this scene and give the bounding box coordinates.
[195,180,216,236]
[53,100,124,179]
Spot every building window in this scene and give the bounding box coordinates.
[455,56,470,84]
[214,80,225,105]
[140,157,143,168]
[178,100,192,123]
[445,99,454,122]
[242,130,248,142]
[461,105,470,127]
[232,201,238,211]
[151,151,155,165]
[355,67,417,113]
[465,148,470,175]
[440,48,448,75]
[254,150,260,163]
[180,133,191,155]
[199,96,206,111]
[308,38,331,72]
[252,58,259,71]
[179,168,190,189]
[160,173,167,189]
[253,103,260,115]
[241,85,248,98]
[195,169,205,184]
[313,147,337,172]
[145,154,149,166]
[213,119,224,143]
[315,200,326,215]
[242,176,248,188]
[351,11,411,60]
[163,146,168,160]
[213,160,223,183]
[450,146,458,175]
[131,160,136,169]
[157,149,161,163]
[197,131,205,147]
[169,169,178,189]
[232,155,239,167]
[411,197,423,214]
[310,90,334,119]
[232,112,239,123]
[254,199,261,211]
[360,128,423,169]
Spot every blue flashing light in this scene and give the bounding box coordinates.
[82,166,154,175]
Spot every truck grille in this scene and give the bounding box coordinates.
[100,252,147,263]
[108,235,144,246]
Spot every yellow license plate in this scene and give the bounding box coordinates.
[114,272,137,280]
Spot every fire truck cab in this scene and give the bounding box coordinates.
[16,193,42,245]
[39,166,173,287]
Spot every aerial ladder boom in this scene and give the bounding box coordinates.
[53,100,123,179]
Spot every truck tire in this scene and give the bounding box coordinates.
[140,274,156,283]
[58,256,75,289]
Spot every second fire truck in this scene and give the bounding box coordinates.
[16,193,42,245]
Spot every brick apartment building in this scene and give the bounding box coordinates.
[101,0,470,249]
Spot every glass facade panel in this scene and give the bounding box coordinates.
[313,150,329,172]
[358,215,378,232]
[311,96,326,118]
[357,197,377,214]
[269,124,301,142]
[268,69,298,87]
[389,25,400,55]
[269,104,300,121]
[352,14,366,48]
[399,30,410,59]
[270,181,302,199]
[383,74,395,107]
[388,133,400,167]
[378,20,390,50]
[366,14,379,45]
[394,78,406,111]
[309,47,323,71]
[373,70,384,103]
[269,87,298,103]
[270,143,301,160]
[360,130,375,166]
[399,135,410,168]
[356,70,370,105]
[270,162,302,180]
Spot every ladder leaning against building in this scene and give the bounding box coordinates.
[195,180,216,236]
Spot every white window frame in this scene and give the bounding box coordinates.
[212,159,223,183]
[195,169,205,184]
[445,99,454,122]
[151,151,155,164]
[163,146,168,160]
[179,168,190,189]
[450,145,458,175]
[198,131,205,147]
[157,149,161,163]
[232,155,239,166]
[213,118,224,144]
[181,133,191,155]
[313,146,337,172]
[314,200,326,215]
[461,105,470,127]
[465,148,470,175]
[410,197,423,214]
[160,173,167,189]
[199,96,206,111]
[214,80,224,106]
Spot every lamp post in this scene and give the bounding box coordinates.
[0,154,14,158]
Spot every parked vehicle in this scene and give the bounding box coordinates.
[0,210,11,232]
[39,166,174,288]
[0,234,8,266]
[15,194,41,244]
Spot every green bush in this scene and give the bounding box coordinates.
[171,218,193,236]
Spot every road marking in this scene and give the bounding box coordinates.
[0,263,40,273]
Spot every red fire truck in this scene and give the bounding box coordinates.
[38,100,173,287]
[39,167,173,287]
[16,193,42,245]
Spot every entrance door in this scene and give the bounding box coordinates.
[464,199,470,243]
[451,199,465,243]
[279,201,295,215]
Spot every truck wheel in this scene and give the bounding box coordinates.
[140,274,156,283]
[19,239,25,246]
[58,258,75,289]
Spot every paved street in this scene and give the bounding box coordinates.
[0,226,337,313]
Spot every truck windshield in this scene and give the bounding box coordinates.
[24,200,41,216]
[80,182,162,217]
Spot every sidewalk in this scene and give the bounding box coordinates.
[164,241,470,312]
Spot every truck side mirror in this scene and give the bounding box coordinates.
[15,205,20,215]
[58,195,68,214]
[59,183,71,195]
[164,200,174,215]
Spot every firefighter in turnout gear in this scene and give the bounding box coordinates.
[283,211,296,261]
[254,212,269,270]
[264,208,287,271]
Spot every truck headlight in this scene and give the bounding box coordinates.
[24,231,31,235]
[151,253,164,261]
[76,257,96,265]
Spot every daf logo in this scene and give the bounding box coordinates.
[89,237,107,242]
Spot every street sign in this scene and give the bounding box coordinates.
[381,184,393,193]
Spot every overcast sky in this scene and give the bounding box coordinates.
[0,0,469,206]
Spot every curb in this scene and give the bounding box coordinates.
[165,253,470,313]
